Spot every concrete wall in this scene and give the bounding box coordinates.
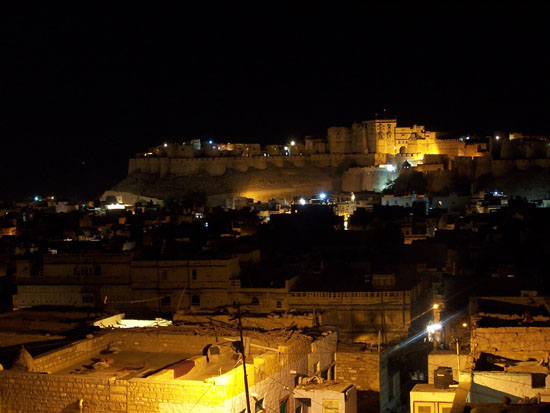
[294,386,357,413]
[466,371,543,403]
[427,351,469,383]
[409,386,455,413]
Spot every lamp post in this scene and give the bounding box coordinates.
[432,303,442,348]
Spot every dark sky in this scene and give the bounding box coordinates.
[1,3,549,200]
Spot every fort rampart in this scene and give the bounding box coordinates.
[128,154,376,177]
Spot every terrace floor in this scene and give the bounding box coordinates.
[56,350,192,380]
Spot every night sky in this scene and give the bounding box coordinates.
[1,4,549,200]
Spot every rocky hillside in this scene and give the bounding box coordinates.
[109,163,340,203]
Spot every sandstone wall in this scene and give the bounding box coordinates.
[335,350,380,391]
[0,372,227,412]
[0,332,333,413]
[471,326,550,359]
[128,154,371,177]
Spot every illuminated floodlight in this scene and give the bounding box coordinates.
[462,322,468,328]
[290,140,296,146]
[496,135,500,140]
[208,140,213,144]
[164,143,167,147]
[466,136,470,140]
[319,192,327,200]
[386,164,396,172]
[299,198,306,205]
[433,303,439,309]
[106,204,125,210]
[351,193,356,202]
[284,146,289,151]
[33,195,40,202]
[426,322,442,334]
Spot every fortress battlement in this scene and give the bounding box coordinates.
[128,153,376,177]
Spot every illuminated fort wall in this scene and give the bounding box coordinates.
[128,154,377,177]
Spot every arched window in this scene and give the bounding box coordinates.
[251,297,259,305]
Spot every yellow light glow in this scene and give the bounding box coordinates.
[290,141,296,146]
[432,304,439,309]
[462,322,467,327]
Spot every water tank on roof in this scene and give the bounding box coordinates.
[434,366,453,389]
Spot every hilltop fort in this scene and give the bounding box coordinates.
[106,117,550,205]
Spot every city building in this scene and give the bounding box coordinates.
[0,322,347,412]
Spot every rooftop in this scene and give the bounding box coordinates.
[13,324,324,383]
[473,297,550,328]
[411,383,457,393]
[295,380,354,393]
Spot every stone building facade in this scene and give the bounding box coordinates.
[13,252,431,345]
[327,118,465,160]
[0,328,345,412]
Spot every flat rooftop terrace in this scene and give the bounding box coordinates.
[33,328,276,382]
[55,350,193,380]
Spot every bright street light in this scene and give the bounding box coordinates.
[426,322,442,334]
